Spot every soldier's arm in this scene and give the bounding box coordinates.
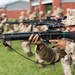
[37,43,61,63]
[29,34,62,63]
[49,39,75,55]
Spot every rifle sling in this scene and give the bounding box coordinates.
[3,40,57,67]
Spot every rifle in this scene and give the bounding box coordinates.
[5,17,63,25]
[5,19,64,29]
[4,19,40,25]
[0,30,75,42]
[36,21,64,29]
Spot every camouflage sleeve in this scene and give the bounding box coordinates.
[65,40,75,54]
[0,23,3,28]
[36,43,61,63]
[14,24,19,32]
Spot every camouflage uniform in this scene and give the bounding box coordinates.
[35,43,66,64]
[34,11,49,66]
[18,23,32,56]
[21,24,39,56]
[60,39,75,75]
[6,24,14,51]
[0,22,4,34]
[60,8,75,75]
[21,25,32,56]
[20,11,27,20]
[51,7,72,75]
[18,15,39,56]
[34,25,48,65]
[46,10,52,17]
[0,13,8,33]
[34,39,75,70]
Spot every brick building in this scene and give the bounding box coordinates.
[30,0,52,13]
[30,0,75,14]
[0,0,29,19]
[0,0,75,18]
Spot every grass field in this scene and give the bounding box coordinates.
[0,40,74,75]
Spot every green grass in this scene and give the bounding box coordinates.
[0,41,74,75]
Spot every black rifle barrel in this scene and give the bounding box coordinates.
[5,20,40,24]
[5,19,62,25]
[0,30,75,41]
[5,21,64,29]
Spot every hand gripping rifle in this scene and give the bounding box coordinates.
[0,30,75,42]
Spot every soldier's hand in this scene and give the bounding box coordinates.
[29,34,42,45]
[49,39,66,50]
